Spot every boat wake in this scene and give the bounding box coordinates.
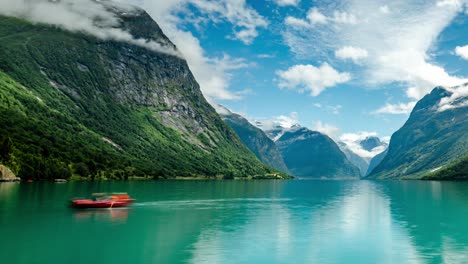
[133,198,292,209]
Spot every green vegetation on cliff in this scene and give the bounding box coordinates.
[220,109,289,174]
[0,14,277,180]
[422,153,468,180]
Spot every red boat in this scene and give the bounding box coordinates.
[70,193,135,209]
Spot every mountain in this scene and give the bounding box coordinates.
[338,136,388,177]
[360,137,385,152]
[422,153,468,180]
[0,4,278,180]
[276,127,360,179]
[256,122,301,142]
[338,142,369,177]
[217,106,289,173]
[367,85,468,179]
[366,149,387,176]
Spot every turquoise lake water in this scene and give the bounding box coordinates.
[1,180,468,264]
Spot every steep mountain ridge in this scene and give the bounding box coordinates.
[367,86,468,179]
[218,106,289,173]
[0,6,276,179]
[276,127,360,179]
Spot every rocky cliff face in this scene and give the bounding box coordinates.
[0,4,275,179]
[0,165,20,181]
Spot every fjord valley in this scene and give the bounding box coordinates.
[2,1,468,264]
[0,0,467,182]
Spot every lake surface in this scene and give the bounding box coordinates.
[1,180,468,264]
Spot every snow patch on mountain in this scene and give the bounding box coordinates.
[339,133,388,161]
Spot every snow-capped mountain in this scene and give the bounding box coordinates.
[338,135,388,176]
[254,120,301,141]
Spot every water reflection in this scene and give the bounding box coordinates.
[187,181,423,263]
[73,208,129,223]
[382,181,468,263]
[1,181,468,264]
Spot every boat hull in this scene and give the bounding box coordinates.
[70,199,135,209]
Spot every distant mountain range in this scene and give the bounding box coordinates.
[219,110,390,179]
[338,137,388,177]
[220,82,468,181]
[217,105,289,174]
[275,127,360,179]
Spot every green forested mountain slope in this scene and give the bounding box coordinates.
[276,127,360,179]
[0,12,276,180]
[219,108,289,173]
[367,87,468,179]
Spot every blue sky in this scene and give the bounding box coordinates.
[118,1,468,139]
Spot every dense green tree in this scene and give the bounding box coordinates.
[0,137,13,163]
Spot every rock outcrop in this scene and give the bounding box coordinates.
[0,165,20,181]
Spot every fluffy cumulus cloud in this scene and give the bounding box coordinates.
[335,46,369,63]
[374,101,417,115]
[0,0,181,57]
[283,0,468,105]
[126,0,267,101]
[273,0,301,7]
[455,45,468,60]
[312,121,340,139]
[340,132,387,160]
[276,63,351,96]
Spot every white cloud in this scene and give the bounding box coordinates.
[284,7,356,28]
[137,0,267,101]
[313,103,323,108]
[307,7,328,24]
[374,101,417,115]
[276,63,351,96]
[406,86,427,100]
[329,105,342,115]
[438,83,468,111]
[283,0,468,101]
[332,11,358,24]
[284,16,311,28]
[340,132,387,160]
[312,121,340,139]
[335,46,369,63]
[212,104,232,115]
[254,112,300,132]
[313,103,341,114]
[379,5,390,14]
[0,0,181,57]
[257,54,275,59]
[437,0,466,8]
[276,112,300,128]
[381,136,391,143]
[455,45,468,60]
[273,0,301,7]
